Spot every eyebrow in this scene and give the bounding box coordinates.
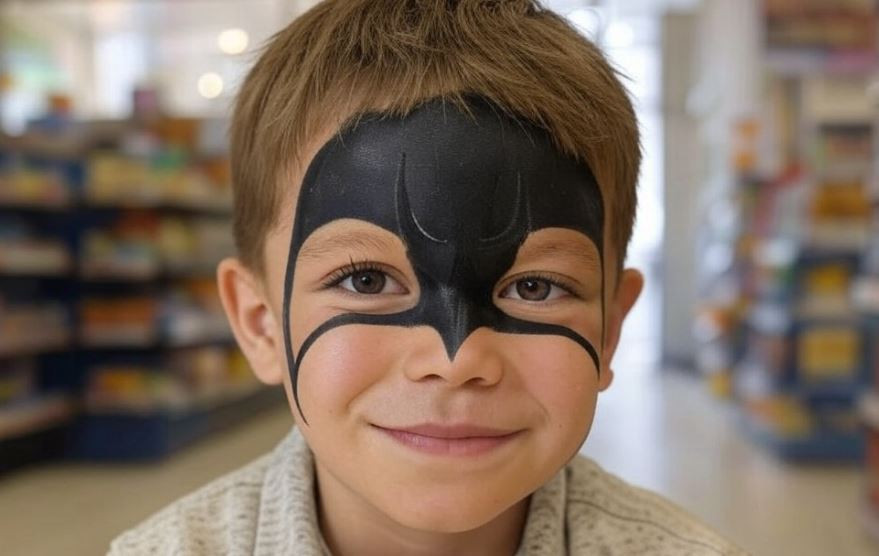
[297,231,400,261]
[515,239,601,271]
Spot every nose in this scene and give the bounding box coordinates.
[403,327,505,388]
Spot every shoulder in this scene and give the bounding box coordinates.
[107,451,274,556]
[564,456,750,556]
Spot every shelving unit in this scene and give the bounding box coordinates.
[856,84,879,541]
[695,2,879,462]
[0,133,82,471]
[0,113,283,469]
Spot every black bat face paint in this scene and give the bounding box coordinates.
[282,96,605,423]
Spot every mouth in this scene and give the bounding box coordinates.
[371,423,524,456]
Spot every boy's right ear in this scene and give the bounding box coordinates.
[216,257,286,386]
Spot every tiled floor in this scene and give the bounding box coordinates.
[2,270,878,555]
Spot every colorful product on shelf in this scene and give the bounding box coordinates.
[80,212,161,279]
[0,298,70,356]
[797,325,861,382]
[0,167,71,208]
[80,297,159,347]
[161,280,232,346]
[0,218,72,276]
[85,150,232,211]
[81,213,233,279]
[0,238,71,276]
[764,0,878,72]
[0,394,74,444]
[80,280,231,348]
[84,347,260,414]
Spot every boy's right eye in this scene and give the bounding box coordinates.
[322,262,408,296]
[338,269,406,295]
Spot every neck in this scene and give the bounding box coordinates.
[314,462,530,556]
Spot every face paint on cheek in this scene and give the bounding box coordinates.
[282,96,606,424]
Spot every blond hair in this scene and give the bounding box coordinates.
[230,0,640,276]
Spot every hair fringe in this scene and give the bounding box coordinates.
[230,0,640,276]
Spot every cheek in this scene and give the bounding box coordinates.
[294,325,396,421]
[502,334,599,434]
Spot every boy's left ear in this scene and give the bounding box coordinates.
[599,268,644,391]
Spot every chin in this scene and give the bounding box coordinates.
[383,492,524,534]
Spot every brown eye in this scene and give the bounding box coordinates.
[516,279,551,301]
[348,270,386,294]
[499,276,570,302]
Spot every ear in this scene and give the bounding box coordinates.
[599,268,644,391]
[216,257,285,385]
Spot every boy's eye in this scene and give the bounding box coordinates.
[499,277,569,302]
[337,269,406,295]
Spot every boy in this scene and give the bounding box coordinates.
[110,1,744,554]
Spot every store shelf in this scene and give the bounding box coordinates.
[0,200,72,212]
[740,410,864,461]
[79,264,218,283]
[73,385,285,460]
[0,394,75,442]
[0,244,73,277]
[80,315,232,351]
[0,332,72,358]
[83,198,233,216]
[0,424,69,475]
[0,115,245,466]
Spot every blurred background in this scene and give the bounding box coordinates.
[0,0,877,554]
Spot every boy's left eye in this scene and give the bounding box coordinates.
[499,277,569,302]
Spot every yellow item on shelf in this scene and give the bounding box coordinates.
[804,264,850,296]
[707,371,733,399]
[798,327,860,379]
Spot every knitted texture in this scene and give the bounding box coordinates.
[108,428,748,555]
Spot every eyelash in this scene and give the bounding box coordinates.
[321,260,579,300]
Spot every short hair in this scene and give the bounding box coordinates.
[229,0,640,276]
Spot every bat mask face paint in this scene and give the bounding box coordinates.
[282,96,605,422]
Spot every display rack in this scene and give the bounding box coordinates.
[0,133,83,472]
[0,113,283,469]
[856,84,879,541]
[694,4,878,462]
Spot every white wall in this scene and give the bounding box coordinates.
[660,0,761,364]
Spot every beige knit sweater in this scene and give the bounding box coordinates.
[108,428,747,555]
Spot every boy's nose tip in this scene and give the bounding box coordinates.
[404,326,506,388]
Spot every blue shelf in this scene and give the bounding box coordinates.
[740,412,864,462]
[71,386,286,461]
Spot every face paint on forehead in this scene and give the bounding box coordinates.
[283,96,605,423]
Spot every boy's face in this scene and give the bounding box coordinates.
[219,97,642,534]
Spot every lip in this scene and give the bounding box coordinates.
[372,423,523,456]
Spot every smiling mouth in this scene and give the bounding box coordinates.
[371,424,523,456]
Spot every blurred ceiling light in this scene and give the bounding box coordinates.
[568,8,602,38]
[198,73,224,99]
[218,28,249,55]
[89,0,128,32]
[604,21,635,48]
